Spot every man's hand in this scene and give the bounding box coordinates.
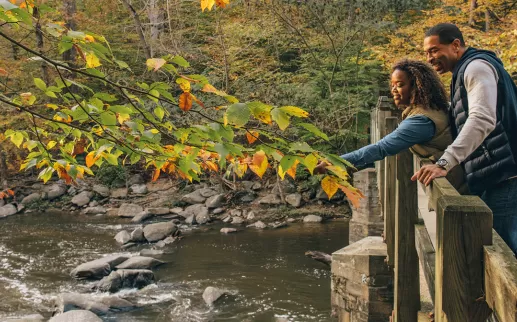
[314,161,329,174]
[411,164,447,186]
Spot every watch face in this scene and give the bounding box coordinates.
[437,160,447,167]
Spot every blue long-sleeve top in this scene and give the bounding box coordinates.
[341,116,436,168]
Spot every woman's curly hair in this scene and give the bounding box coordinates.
[392,59,449,112]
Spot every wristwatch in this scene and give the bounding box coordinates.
[436,159,449,171]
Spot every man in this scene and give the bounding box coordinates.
[412,23,517,254]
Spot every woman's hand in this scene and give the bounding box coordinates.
[314,161,329,174]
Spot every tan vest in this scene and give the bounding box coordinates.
[402,105,468,194]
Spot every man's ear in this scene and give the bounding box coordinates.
[452,38,462,51]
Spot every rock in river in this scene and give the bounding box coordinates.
[114,230,131,245]
[71,191,93,207]
[95,269,155,293]
[117,203,144,218]
[202,286,231,306]
[49,310,102,322]
[115,256,164,269]
[70,254,129,280]
[143,221,177,242]
[303,215,323,223]
[0,204,18,218]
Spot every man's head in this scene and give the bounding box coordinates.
[424,23,466,74]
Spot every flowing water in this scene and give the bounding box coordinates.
[0,212,348,321]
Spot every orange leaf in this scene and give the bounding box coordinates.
[0,192,5,199]
[72,139,86,156]
[7,189,14,196]
[152,168,161,182]
[191,93,205,108]
[204,160,219,172]
[85,151,100,168]
[286,160,299,180]
[339,184,365,209]
[0,68,7,76]
[179,92,193,112]
[202,83,218,93]
[249,150,268,179]
[215,0,230,8]
[246,131,259,144]
[321,176,339,200]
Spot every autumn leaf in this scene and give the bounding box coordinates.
[191,93,205,108]
[246,131,259,144]
[176,78,191,92]
[321,176,339,200]
[0,68,7,76]
[146,58,166,72]
[304,153,318,175]
[249,150,268,178]
[202,83,218,93]
[152,168,161,182]
[72,139,86,156]
[179,92,193,111]
[7,189,14,196]
[286,160,299,179]
[215,0,230,8]
[279,106,309,118]
[339,184,365,209]
[201,0,215,11]
[85,151,101,168]
[84,35,95,43]
[85,52,101,68]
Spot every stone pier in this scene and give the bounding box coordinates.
[348,169,383,244]
[331,237,393,322]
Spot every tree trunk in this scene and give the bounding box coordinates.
[469,0,478,26]
[122,0,153,59]
[148,0,162,55]
[485,9,490,32]
[34,7,49,84]
[62,0,77,69]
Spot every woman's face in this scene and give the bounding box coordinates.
[390,69,412,108]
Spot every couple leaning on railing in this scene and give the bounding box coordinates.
[316,23,517,256]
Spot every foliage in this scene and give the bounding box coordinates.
[95,164,126,188]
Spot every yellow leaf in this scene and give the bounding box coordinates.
[234,161,248,178]
[280,106,309,118]
[304,153,318,175]
[84,35,95,43]
[85,151,100,168]
[327,165,349,181]
[179,92,193,112]
[321,176,339,200]
[249,150,268,179]
[201,0,215,11]
[117,113,130,124]
[246,131,259,144]
[85,52,101,68]
[202,83,218,93]
[146,58,166,72]
[176,78,191,92]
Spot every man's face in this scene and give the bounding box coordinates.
[423,35,460,74]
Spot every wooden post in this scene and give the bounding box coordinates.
[393,149,420,321]
[435,195,492,322]
[384,117,397,266]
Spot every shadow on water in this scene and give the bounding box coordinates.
[0,212,348,321]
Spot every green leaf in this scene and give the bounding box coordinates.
[34,78,47,91]
[130,153,141,165]
[45,91,57,98]
[115,60,130,70]
[105,153,119,166]
[94,92,117,102]
[170,55,190,67]
[109,105,133,114]
[304,153,318,175]
[11,132,24,148]
[225,103,251,127]
[100,111,117,127]
[38,167,54,184]
[86,68,105,79]
[279,155,302,172]
[154,107,165,121]
[11,8,32,25]
[148,89,160,102]
[289,142,313,153]
[271,108,290,130]
[59,38,74,54]
[299,123,329,141]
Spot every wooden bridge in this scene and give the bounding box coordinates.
[330,97,517,322]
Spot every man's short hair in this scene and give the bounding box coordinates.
[425,23,465,46]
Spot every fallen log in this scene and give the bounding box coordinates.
[305,250,331,266]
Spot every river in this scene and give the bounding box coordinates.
[0,212,348,321]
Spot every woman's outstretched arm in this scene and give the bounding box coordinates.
[342,116,435,169]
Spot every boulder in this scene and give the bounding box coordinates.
[181,190,206,204]
[231,217,245,225]
[303,215,323,223]
[222,215,232,223]
[220,228,238,234]
[89,200,99,207]
[130,227,146,242]
[127,174,144,186]
[147,207,170,215]
[53,293,109,315]
[237,191,256,203]
[143,221,177,242]
[115,256,164,269]
[110,188,128,199]
[131,210,152,223]
[285,193,303,208]
[185,214,196,225]
[205,194,225,209]
[196,212,210,225]
[230,209,242,217]
[71,191,93,207]
[0,204,18,218]
[70,255,129,280]
[21,192,42,205]
[247,221,267,229]
[181,204,209,219]
[95,269,155,293]
[202,287,230,306]
[83,206,107,215]
[169,207,183,214]
[92,184,110,198]
[98,296,136,311]
[130,184,148,195]
[198,188,218,198]
[117,203,144,218]
[270,221,287,229]
[246,211,256,221]
[139,249,164,257]
[49,310,102,322]
[258,194,282,206]
[114,231,131,245]
[213,208,225,215]
[45,183,67,200]
[4,314,44,321]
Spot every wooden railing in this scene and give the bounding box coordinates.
[371,96,517,322]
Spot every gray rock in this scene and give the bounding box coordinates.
[16,203,25,213]
[118,203,144,218]
[147,207,170,215]
[98,296,136,311]
[96,269,155,293]
[53,293,109,315]
[21,192,42,205]
[287,218,296,223]
[45,184,67,200]
[162,236,176,244]
[127,174,144,186]
[196,212,210,225]
[131,210,152,223]
[67,186,77,196]
[181,190,206,204]
[4,314,44,321]
[246,211,256,220]
[0,204,18,218]
[114,230,131,245]
[169,207,183,214]
[238,192,257,203]
[83,206,107,215]
[130,184,148,195]
[71,191,93,207]
[286,193,303,208]
[92,184,110,197]
[121,242,137,249]
[185,214,196,225]
[247,221,267,229]
[231,217,245,225]
[202,286,230,306]
[110,188,128,199]
[205,194,225,209]
[70,255,129,280]
[140,249,164,257]
[213,208,225,215]
[258,194,282,205]
[220,228,238,234]
[252,182,262,190]
[89,200,99,207]
[143,221,177,242]
[198,188,218,198]
[303,215,322,223]
[222,215,232,223]
[115,256,164,270]
[181,204,209,218]
[230,209,242,217]
[240,181,255,190]
[130,227,146,242]
[0,199,4,207]
[49,310,102,322]
[270,221,287,229]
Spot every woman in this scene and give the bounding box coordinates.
[318,59,466,192]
